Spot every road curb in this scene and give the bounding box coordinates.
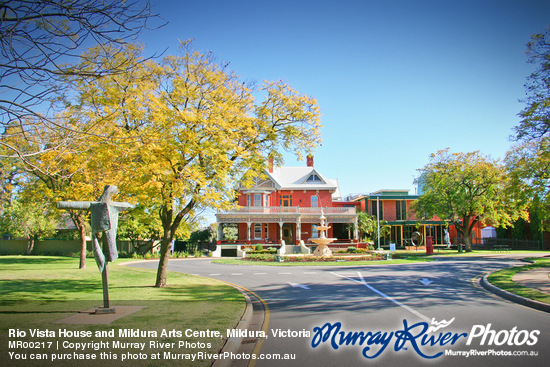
[480,273,550,314]
[213,285,266,367]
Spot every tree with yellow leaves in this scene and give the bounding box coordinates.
[1,116,125,269]
[68,42,321,287]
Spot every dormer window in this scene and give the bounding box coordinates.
[306,174,322,183]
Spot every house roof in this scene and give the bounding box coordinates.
[372,189,411,195]
[267,166,338,190]
[243,166,343,200]
[348,189,421,202]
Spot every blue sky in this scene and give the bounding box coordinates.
[142,0,550,198]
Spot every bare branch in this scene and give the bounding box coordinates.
[0,0,165,162]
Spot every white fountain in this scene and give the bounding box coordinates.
[311,211,336,257]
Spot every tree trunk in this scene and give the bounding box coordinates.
[462,216,474,252]
[26,236,34,255]
[463,231,473,252]
[154,199,195,288]
[78,219,87,269]
[155,229,172,288]
[71,214,88,269]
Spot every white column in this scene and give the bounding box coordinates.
[279,221,284,244]
[247,222,252,241]
[354,218,359,240]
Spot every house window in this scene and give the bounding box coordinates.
[396,200,407,220]
[254,224,262,239]
[311,195,318,207]
[280,195,292,207]
[371,200,384,219]
[254,194,262,207]
[264,195,269,207]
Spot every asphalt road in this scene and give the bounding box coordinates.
[130,255,550,367]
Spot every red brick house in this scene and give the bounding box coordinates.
[215,156,359,254]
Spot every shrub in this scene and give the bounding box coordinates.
[347,246,359,253]
[255,244,264,251]
[172,251,188,258]
[245,253,277,261]
[245,249,277,255]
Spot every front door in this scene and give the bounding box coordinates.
[282,223,294,245]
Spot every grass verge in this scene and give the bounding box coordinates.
[488,257,550,305]
[0,256,245,367]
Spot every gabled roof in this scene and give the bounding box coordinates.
[266,166,338,192]
[240,165,343,200]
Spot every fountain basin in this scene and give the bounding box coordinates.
[311,237,336,256]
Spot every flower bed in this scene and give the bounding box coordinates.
[244,253,385,262]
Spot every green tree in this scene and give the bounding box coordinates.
[189,227,215,244]
[412,149,521,252]
[117,205,163,254]
[508,27,550,229]
[65,42,321,287]
[356,211,390,244]
[222,225,238,241]
[0,152,20,215]
[515,26,550,140]
[505,138,550,231]
[0,188,58,254]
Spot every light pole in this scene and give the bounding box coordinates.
[376,196,380,250]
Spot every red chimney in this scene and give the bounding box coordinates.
[268,157,274,173]
[307,154,314,167]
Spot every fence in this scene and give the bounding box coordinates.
[0,239,142,256]
[453,237,545,250]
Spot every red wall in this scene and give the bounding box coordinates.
[236,189,340,244]
[238,190,336,208]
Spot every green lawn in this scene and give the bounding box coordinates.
[0,256,245,367]
[487,256,550,305]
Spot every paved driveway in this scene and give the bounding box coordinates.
[130,256,550,367]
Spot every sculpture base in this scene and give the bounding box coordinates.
[313,245,332,257]
[94,307,116,315]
